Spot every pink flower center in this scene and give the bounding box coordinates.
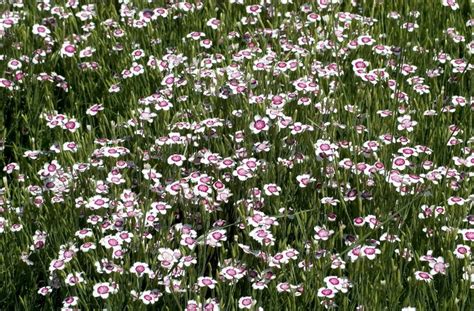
[97,285,109,294]
[322,289,333,295]
[254,120,266,130]
[65,46,75,53]
[318,230,329,237]
[320,144,330,151]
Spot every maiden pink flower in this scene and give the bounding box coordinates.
[92,282,119,299]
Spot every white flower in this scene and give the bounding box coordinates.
[32,24,51,37]
[442,0,459,10]
[60,42,76,57]
[263,183,281,196]
[92,282,118,299]
[250,115,270,134]
[238,296,256,309]
[167,154,186,166]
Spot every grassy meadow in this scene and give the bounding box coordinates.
[0,0,473,310]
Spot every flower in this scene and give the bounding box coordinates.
[447,196,465,206]
[392,156,410,170]
[168,154,186,166]
[317,287,337,299]
[130,262,151,277]
[49,259,66,272]
[3,162,19,174]
[37,286,52,296]
[314,226,335,241]
[442,0,459,10]
[296,174,315,188]
[60,42,77,57]
[428,257,449,275]
[314,139,339,161]
[65,272,85,286]
[324,276,351,293]
[453,244,471,259]
[62,296,79,307]
[238,296,256,309]
[99,235,122,249]
[459,229,474,242]
[32,24,51,37]
[206,229,227,247]
[63,118,81,132]
[250,115,270,134]
[414,271,433,282]
[139,290,162,305]
[263,183,281,196]
[86,104,104,116]
[220,266,246,281]
[360,246,381,260]
[197,276,217,289]
[92,282,119,299]
[397,115,417,132]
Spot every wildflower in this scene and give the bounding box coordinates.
[358,35,375,46]
[49,259,66,272]
[263,183,281,196]
[442,0,459,10]
[314,226,335,241]
[317,287,337,299]
[321,197,340,206]
[37,286,52,296]
[250,115,270,134]
[65,272,85,286]
[60,42,76,58]
[186,300,202,311]
[348,246,362,262]
[206,229,227,247]
[62,296,79,307]
[414,271,433,282]
[32,24,51,37]
[157,248,180,269]
[168,154,186,166]
[360,246,381,260]
[0,78,15,90]
[3,162,19,174]
[238,297,256,309]
[221,266,246,281]
[92,282,119,299]
[87,195,110,210]
[207,18,221,29]
[453,245,471,259]
[63,141,78,152]
[276,282,291,293]
[80,242,96,252]
[459,229,474,242]
[447,196,465,206]
[99,235,122,249]
[392,156,410,170]
[314,139,339,161]
[296,174,315,188]
[397,115,417,132]
[429,257,449,275]
[63,118,80,132]
[139,290,162,305]
[197,276,217,289]
[130,262,151,277]
[86,104,104,116]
